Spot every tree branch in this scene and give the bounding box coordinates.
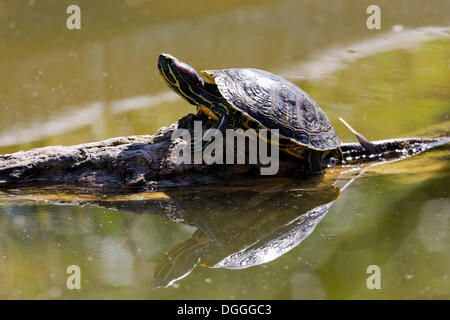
[0,113,447,191]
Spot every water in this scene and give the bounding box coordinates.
[0,0,449,299]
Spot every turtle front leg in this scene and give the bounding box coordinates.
[307,150,325,174]
[191,115,230,154]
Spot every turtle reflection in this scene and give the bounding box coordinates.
[3,174,345,288]
[154,179,340,288]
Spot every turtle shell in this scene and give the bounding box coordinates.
[204,68,340,151]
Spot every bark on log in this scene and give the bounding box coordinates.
[0,112,448,191]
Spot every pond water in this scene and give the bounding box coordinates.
[0,0,449,299]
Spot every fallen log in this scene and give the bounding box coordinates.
[0,112,448,191]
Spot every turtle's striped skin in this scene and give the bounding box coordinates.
[157,53,342,172]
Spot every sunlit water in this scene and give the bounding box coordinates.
[0,0,449,299]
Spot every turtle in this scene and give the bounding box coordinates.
[157,53,342,172]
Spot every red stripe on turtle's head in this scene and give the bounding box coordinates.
[157,53,207,106]
[158,53,203,85]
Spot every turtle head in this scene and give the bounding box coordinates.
[158,53,207,106]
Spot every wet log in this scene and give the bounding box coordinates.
[0,112,448,191]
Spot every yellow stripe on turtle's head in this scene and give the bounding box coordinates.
[157,53,207,106]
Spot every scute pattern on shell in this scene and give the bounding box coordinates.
[206,68,340,151]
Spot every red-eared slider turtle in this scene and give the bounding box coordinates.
[158,54,342,172]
